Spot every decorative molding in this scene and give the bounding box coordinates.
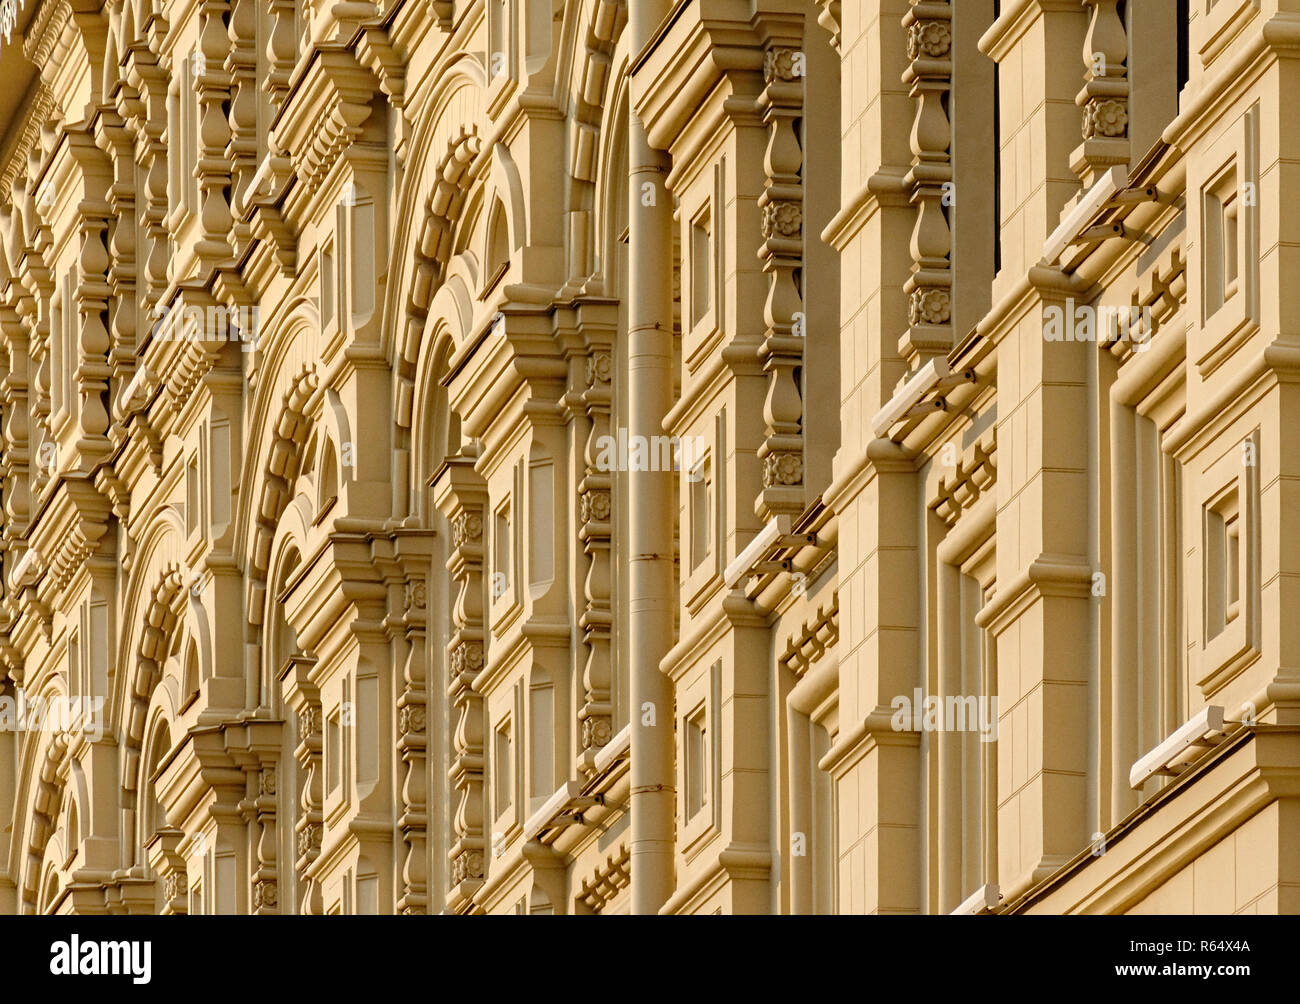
[1074,0,1130,188]
[929,431,998,529]
[780,598,839,678]
[899,0,954,369]
[755,39,807,520]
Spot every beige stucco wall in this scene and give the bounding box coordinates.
[0,0,1296,915]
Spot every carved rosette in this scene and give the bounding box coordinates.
[296,823,322,859]
[761,201,803,240]
[586,351,612,387]
[450,511,483,548]
[906,20,952,60]
[404,579,427,612]
[399,704,427,737]
[763,47,802,84]
[763,451,805,489]
[449,640,484,681]
[1082,99,1128,139]
[164,870,189,903]
[909,288,952,326]
[451,849,484,884]
[582,715,613,751]
[579,489,612,526]
[253,879,278,910]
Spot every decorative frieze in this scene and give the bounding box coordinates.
[929,431,998,529]
[779,600,840,679]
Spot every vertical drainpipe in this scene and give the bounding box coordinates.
[627,0,675,915]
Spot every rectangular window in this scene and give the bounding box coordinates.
[320,240,335,326]
[49,290,63,420]
[1223,194,1240,293]
[67,633,79,701]
[690,456,713,571]
[494,716,512,818]
[528,684,553,810]
[210,422,231,530]
[1205,486,1241,640]
[185,454,200,538]
[691,208,711,328]
[356,875,378,915]
[326,710,341,793]
[685,704,708,819]
[489,0,508,79]
[528,458,554,587]
[1204,165,1239,318]
[493,499,511,601]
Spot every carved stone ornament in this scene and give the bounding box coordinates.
[298,706,321,738]
[164,871,189,900]
[761,201,803,240]
[909,288,952,326]
[399,704,427,735]
[253,880,278,909]
[586,352,612,386]
[452,849,484,883]
[579,489,612,524]
[582,715,612,750]
[450,642,484,678]
[451,511,484,548]
[907,21,952,60]
[297,824,322,858]
[1084,99,1128,139]
[763,452,804,488]
[763,47,802,84]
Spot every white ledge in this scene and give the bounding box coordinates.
[592,723,631,776]
[950,883,1000,915]
[1129,705,1226,790]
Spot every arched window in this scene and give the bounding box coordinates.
[143,720,172,844]
[485,200,511,291]
[266,548,302,711]
[182,638,200,706]
[317,440,339,518]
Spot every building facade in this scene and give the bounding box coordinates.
[0,0,1297,915]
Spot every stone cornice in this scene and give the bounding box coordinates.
[26,475,112,602]
[271,44,380,213]
[630,2,800,153]
[1162,12,1300,152]
[0,84,55,209]
[977,0,1084,64]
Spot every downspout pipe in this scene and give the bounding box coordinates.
[627,0,676,915]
